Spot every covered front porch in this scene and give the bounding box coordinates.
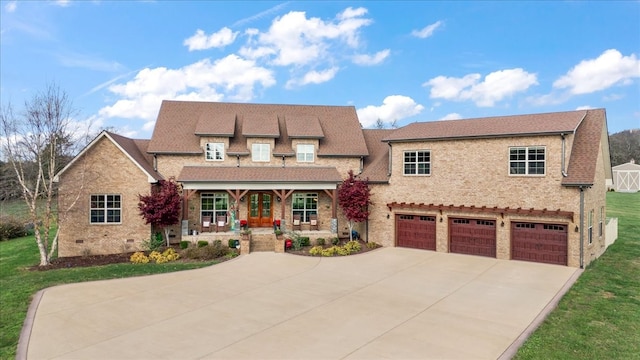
[176,166,344,242]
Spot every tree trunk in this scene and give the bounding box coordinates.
[348,221,353,241]
[34,230,51,266]
[164,227,171,247]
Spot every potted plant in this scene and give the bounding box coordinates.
[274,229,283,238]
[241,229,251,240]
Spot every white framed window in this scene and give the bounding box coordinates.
[252,143,270,162]
[201,193,228,222]
[588,209,594,244]
[403,150,430,175]
[292,193,318,222]
[90,194,121,224]
[296,144,314,162]
[599,206,604,237]
[205,143,224,161]
[509,146,545,175]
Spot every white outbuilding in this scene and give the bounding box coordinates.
[612,160,640,193]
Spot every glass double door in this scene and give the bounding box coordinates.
[248,192,273,228]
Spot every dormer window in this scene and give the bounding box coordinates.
[205,143,224,161]
[297,144,314,162]
[252,143,270,162]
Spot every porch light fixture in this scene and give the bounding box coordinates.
[501,221,504,227]
[440,217,443,223]
[575,225,579,232]
[276,197,281,202]
[240,196,245,202]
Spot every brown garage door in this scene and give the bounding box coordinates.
[396,214,436,250]
[511,222,567,265]
[449,218,496,257]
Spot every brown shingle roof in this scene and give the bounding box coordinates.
[108,132,163,181]
[194,112,236,136]
[562,109,609,186]
[383,110,587,142]
[285,115,325,138]
[241,113,280,137]
[360,129,392,183]
[148,100,368,156]
[177,166,342,183]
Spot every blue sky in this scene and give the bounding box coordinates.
[1,1,639,138]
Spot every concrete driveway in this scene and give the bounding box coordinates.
[20,248,579,359]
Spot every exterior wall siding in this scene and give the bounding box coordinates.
[57,138,152,257]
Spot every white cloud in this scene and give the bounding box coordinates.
[440,113,462,120]
[352,49,390,66]
[424,68,538,107]
[99,55,275,121]
[286,67,339,88]
[5,1,17,12]
[183,27,238,51]
[357,95,424,127]
[239,7,372,66]
[575,105,594,110]
[54,0,71,7]
[411,21,442,38]
[232,2,291,27]
[553,49,640,94]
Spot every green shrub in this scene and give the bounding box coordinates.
[0,216,26,241]
[144,232,164,251]
[213,239,222,247]
[197,240,209,248]
[130,252,150,264]
[228,239,239,248]
[331,237,340,245]
[321,246,338,256]
[316,238,325,246]
[179,241,190,249]
[300,237,310,246]
[366,242,380,249]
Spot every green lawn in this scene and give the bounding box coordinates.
[515,191,640,359]
[0,236,223,359]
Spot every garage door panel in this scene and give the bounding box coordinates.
[449,218,496,258]
[512,223,567,266]
[396,214,436,250]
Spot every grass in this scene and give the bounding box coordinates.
[0,235,224,359]
[515,191,640,359]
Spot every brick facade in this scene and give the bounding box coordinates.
[57,137,152,257]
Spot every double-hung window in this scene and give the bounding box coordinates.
[403,150,430,175]
[252,143,270,162]
[509,146,545,175]
[90,194,121,224]
[205,143,224,161]
[588,209,594,244]
[296,144,314,162]
[598,206,604,237]
[292,193,318,222]
[201,193,228,222]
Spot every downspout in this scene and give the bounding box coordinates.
[561,133,568,177]
[579,186,585,269]
[387,143,392,176]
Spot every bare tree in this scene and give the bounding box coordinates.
[0,83,79,266]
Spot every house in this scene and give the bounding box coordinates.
[611,160,640,192]
[55,101,612,267]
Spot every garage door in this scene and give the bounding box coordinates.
[512,222,567,265]
[396,214,436,250]
[449,218,496,257]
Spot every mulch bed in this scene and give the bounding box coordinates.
[30,239,380,271]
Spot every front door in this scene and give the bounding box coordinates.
[248,192,273,227]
